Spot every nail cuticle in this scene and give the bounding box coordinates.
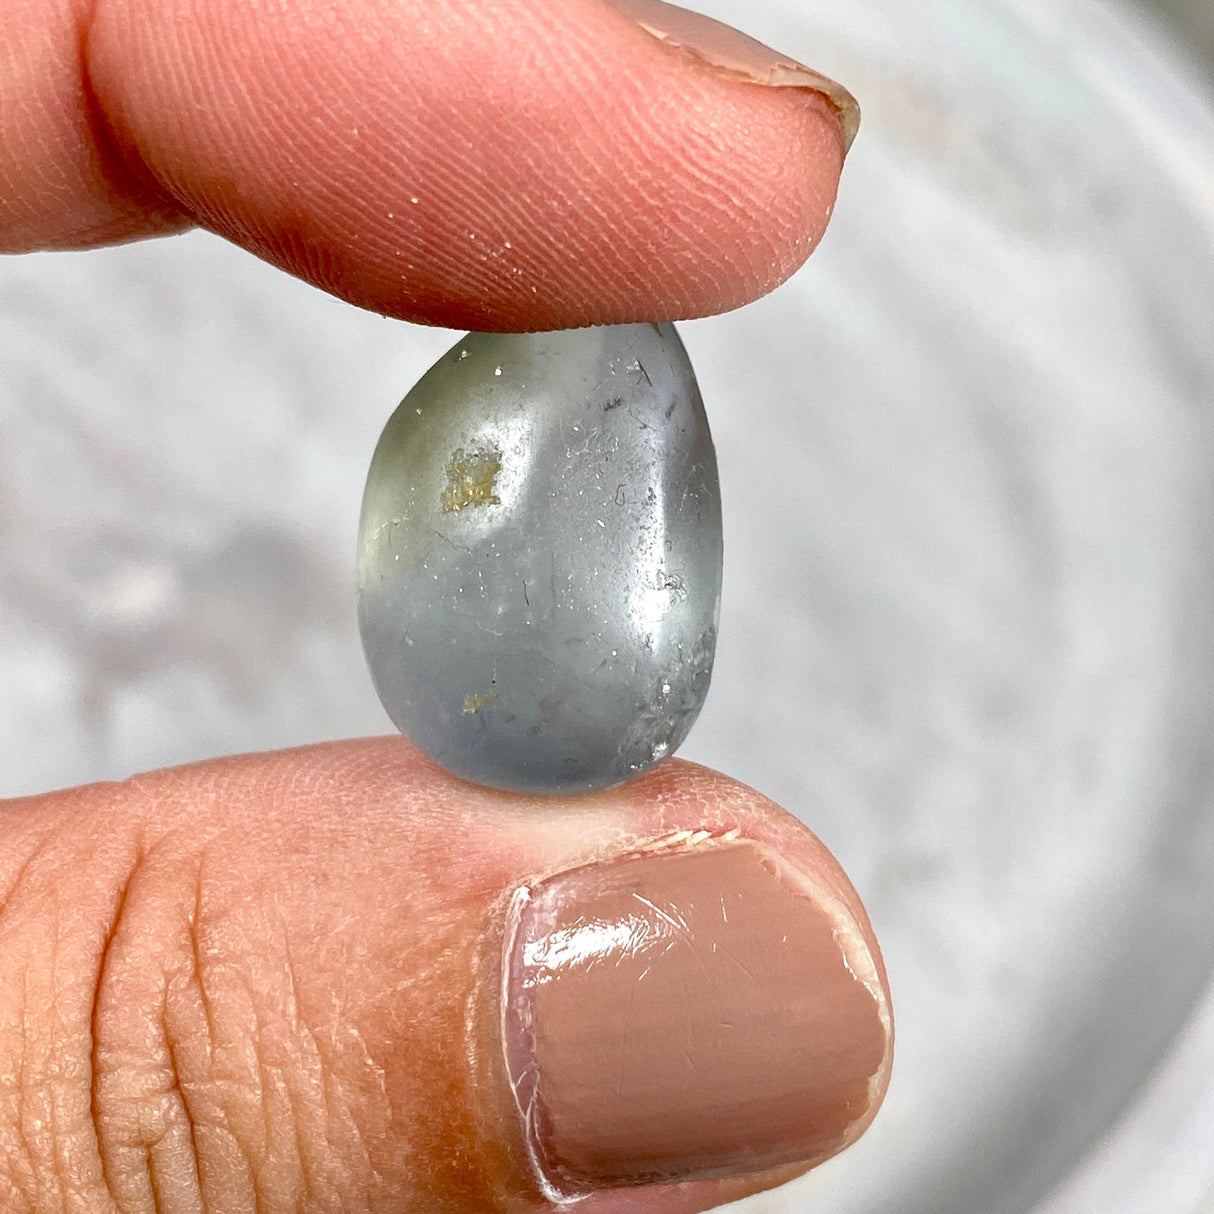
[501,835,891,1198]
[607,0,860,151]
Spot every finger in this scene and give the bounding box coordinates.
[0,0,855,329]
[0,738,891,1214]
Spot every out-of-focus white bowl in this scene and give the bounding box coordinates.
[3,0,1214,1209]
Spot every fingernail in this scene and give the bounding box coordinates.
[608,0,860,151]
[502,837,891,1196]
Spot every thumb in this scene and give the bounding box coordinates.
[0,738,891,1213]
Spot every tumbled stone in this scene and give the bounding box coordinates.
[356,323,722,795]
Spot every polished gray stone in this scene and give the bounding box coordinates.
[356,323,722,794]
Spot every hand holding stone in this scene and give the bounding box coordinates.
[0,1,889,1211]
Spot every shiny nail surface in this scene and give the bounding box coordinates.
[608,0,860,150]
[503,838,891,1196]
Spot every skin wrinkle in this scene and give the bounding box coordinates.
[0,820,126,1213]
[76,0,186,243]
[186,881,218,1114]
[238,920,288,1205]
[157,986,206,1214]
[233,917,275,1188]
[90,848,143,1214]
[258,1058,290,1211]
[189,836,373,1212]
[0,1170,34,1214]
[180,860,280,1214]
[49,923,89,1214]
[16,961,34,1208]
[104,931,170,1208]
[174,887,214,1214]
[0,845,43,933]
[277,927,360,1211]
[304,965,373,1207]
[95,843,243,1214]
[38,879,82,1212]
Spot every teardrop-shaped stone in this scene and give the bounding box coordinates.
[356,323,722,795]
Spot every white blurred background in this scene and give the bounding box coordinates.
[3,0,1214,1211]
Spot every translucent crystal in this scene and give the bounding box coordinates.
[356,323,722,794]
